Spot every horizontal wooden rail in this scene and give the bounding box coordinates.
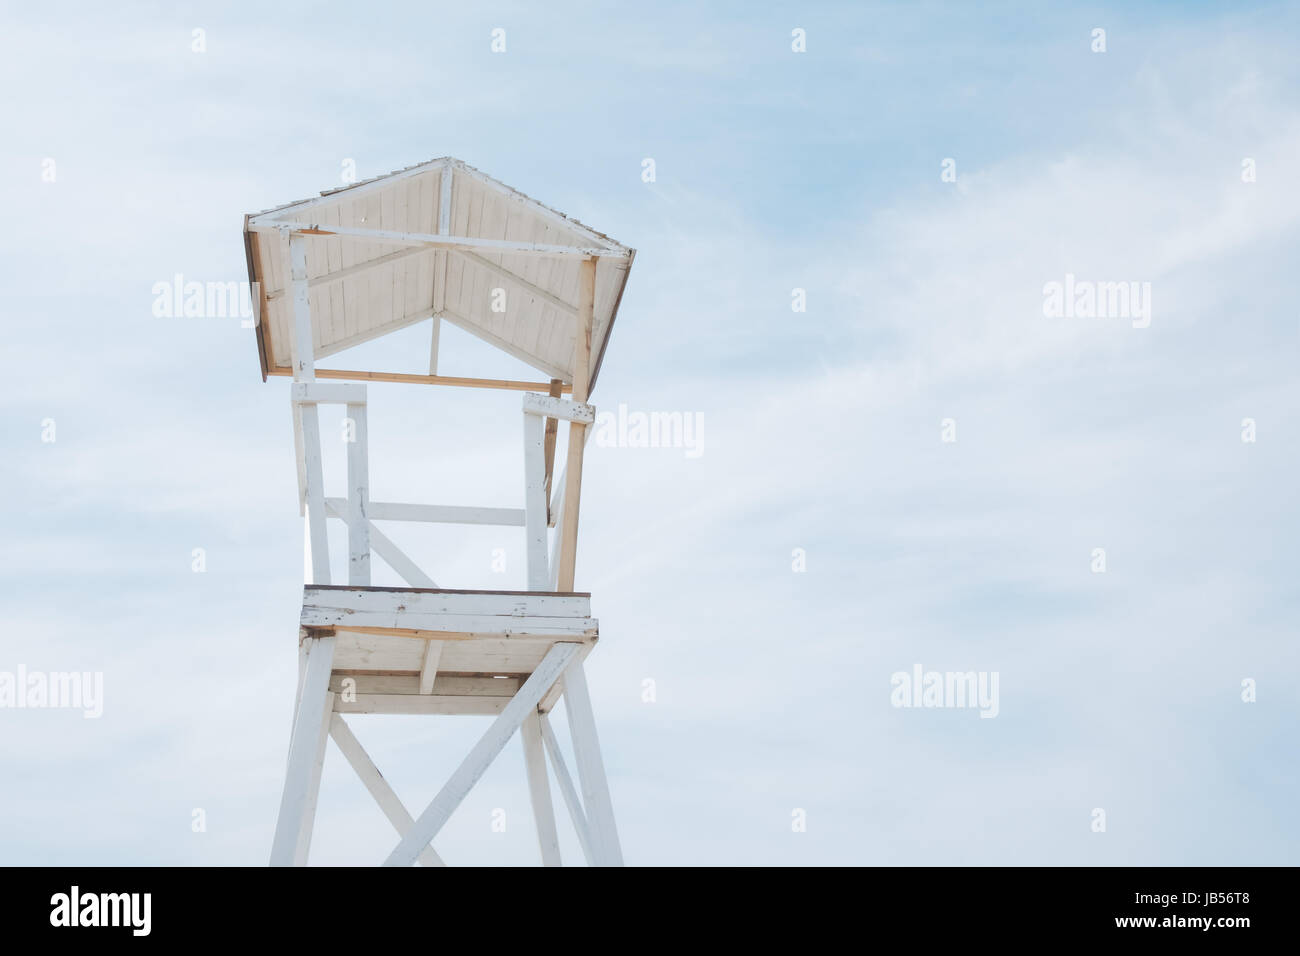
[250,219,628,260]
[522,392,595,424]
[269,365,570,394]
[324,497,524,527]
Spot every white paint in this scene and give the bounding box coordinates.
[562,660,623,865]
[382,642,580,865]
[522,392,596,424]
[329,715,446,867]
[345,400,370,585]
[271,634,336,866]
[540,713,595,865]
[523,410,550,590]
[521,712,562,866]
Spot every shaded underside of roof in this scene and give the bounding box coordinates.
[243,158,633,395]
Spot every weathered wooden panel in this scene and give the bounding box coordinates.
[246,158,632,392]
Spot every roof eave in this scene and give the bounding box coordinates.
[243,213,269,382]
[587,247,635,397]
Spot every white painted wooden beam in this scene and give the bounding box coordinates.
[271,633,336,866]
[329,674,517,698]
[450,248,579,317]
[302,587,591,619]
[332,499,524,527]
[252,220,628,259]
[538,641,591,715]
[301,608,596,639]
[439,306,572,382]
[265,246,436,301]
[438,163,454,234]
[328,715,446,867]
[521,712,561,866]
[287,227,330,576]
[301,406,331,585]
[522,392,595,424]
[291,402,308,515]
[366,522,434,588]
[547,419,596,534]
[325,500,438,588]
[523,410,549,591]
[542,379,563,523]
[430,164,453,372]
[555,258,597,592]
[286,230,316,381]
[346,400,370,586]
[247,157,449,227]
[313,307,437,362]
[335,694,508,716]
[427,315,441,376]
[382,642,581,866]
[540,714,595,865]
[450,161,626,254]
[562,659,623,866]
[290,634,310,750]
[418,640,443,695]
[273,365,565,393]
[548,497,563,592]
[369,501,524,527]
[294,690,335,865]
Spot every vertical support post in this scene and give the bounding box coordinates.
[430,160,453,373]
[418,640,443,695]
[523,407,549,590]
[293,633,309,719]
[543,378,563,524]
[521,712,562,866]
[540,714,596,865]
[287,632,310,771]
[548,423,595,592]
[556,256,596,591]
[287,228,330,585]
[563,658,623,866]
[271,631,336,866]
[291,402,308,515]
[300,408,330,584]
[286,229,316,383]
[427,315,442,375]
[346,398,370,586]
[294,690,335,865]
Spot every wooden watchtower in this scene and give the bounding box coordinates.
[241,158,633,866]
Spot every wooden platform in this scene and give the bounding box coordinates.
[299,586,597,715]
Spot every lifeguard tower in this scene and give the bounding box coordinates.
[241,158,633,866]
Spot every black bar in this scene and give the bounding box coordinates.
[0,866,1282,941]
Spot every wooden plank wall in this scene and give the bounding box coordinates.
[256,166,625,386]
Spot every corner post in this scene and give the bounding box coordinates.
[556,256,596,591]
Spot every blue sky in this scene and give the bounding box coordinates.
[1,1,1297,865]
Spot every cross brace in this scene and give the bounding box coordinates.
[271,635,623,866]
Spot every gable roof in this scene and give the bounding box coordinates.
[242,158,634,395]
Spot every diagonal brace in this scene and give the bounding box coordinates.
[382,642,581,866]
[540,713,596,865]
[329,714,447,867]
